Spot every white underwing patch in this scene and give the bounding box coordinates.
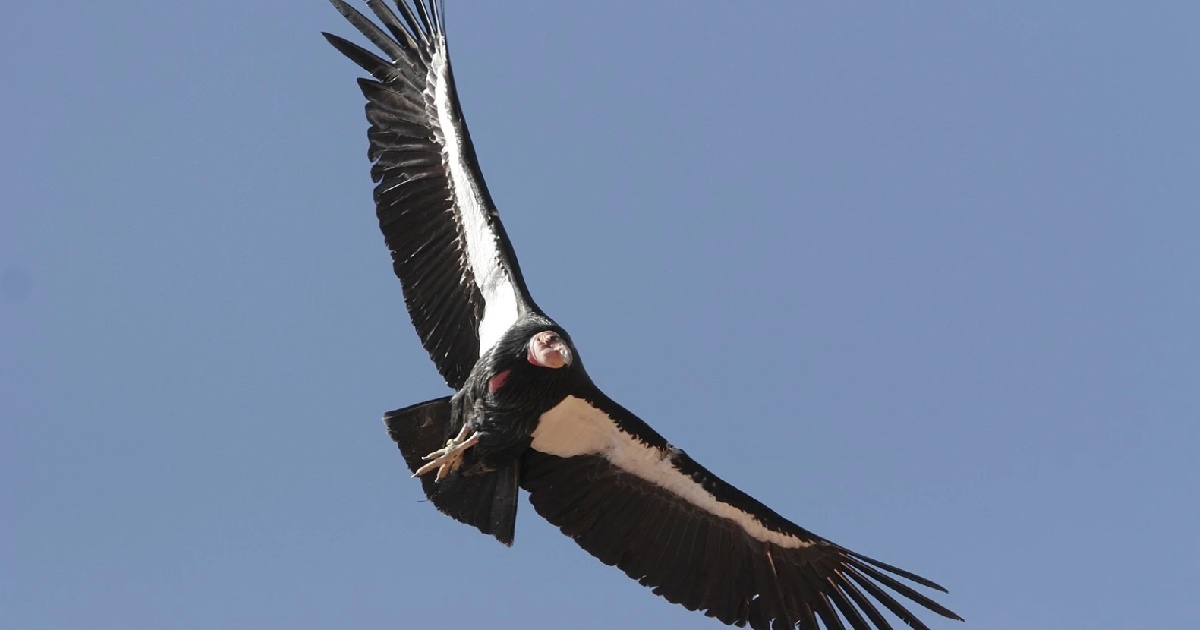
[532,396,813,549]
[429,40,520,355]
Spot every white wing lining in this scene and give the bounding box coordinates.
[531,396,814,550]
[429,38,520,355]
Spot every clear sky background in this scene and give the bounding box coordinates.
[3,1,1197,628]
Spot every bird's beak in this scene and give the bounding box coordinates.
[528,333,572,369]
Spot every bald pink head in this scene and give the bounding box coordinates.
[527,331,572,369]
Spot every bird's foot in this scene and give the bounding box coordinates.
[413,425,479,481]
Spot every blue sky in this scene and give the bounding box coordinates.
[3,1,1197,628]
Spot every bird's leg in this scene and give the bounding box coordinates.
[413,424,480,481]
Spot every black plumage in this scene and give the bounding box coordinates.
[324,2,962,628]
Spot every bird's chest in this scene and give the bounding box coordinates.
[466,401,542,440]
[456,372,568,462]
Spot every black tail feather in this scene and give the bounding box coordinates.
[383,397,519,545]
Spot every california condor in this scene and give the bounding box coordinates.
[323,2,962,628]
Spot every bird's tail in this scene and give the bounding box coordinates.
[383,397,519,546]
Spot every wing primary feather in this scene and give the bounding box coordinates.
[432,0,445,32]
[365,0,418,50]
[837,575,896,630]
[323,33,398,81]
[796,562,848,630]
[773,553,813,629]
[749,549,791,629]
[328,0,406,61]
[842,565,934,630]
[411,0,436,36]
[386,0,428,43]
[824,578,875,630]
[846,550,950,594]
[797,598,820,630]
[845,559,963,621]
[810,560,875,630]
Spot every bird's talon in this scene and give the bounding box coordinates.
[413,426,479,481]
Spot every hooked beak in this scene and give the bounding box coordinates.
[527,331,572,369]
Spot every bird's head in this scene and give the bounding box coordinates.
[485,320,580,398]
[526,330,572,370]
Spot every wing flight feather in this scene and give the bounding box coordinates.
[523,393,962,629]
[325,0,539,389]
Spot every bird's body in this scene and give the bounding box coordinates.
[324,2,962,628]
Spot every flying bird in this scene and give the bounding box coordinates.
[323,2,962,628]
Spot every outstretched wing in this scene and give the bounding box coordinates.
[324,0,539,389]
[523,393,962,630]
